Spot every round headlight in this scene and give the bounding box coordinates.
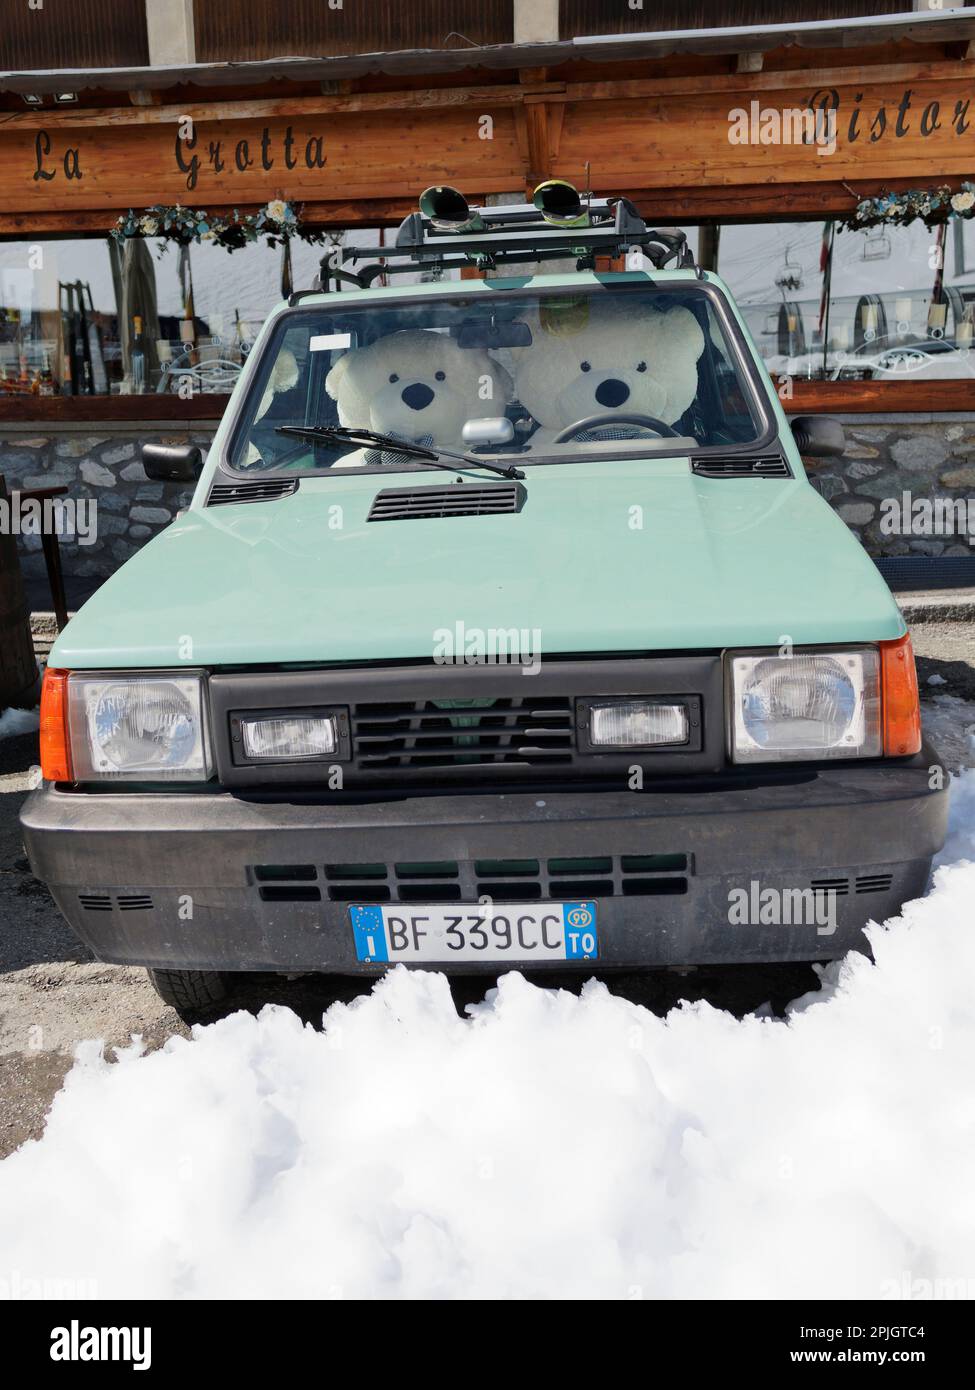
[93,682,197,770]
[741,655,856,750]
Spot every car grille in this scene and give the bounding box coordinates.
[252,855,691,903]
[691,454,790,479]
[350,696,575,770]
[367,482,524,521]
[207,478,299,506]
[207,655,724,787]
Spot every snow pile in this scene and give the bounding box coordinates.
[1,778,974,1300]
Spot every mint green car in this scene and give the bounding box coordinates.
[21,199,947,1014]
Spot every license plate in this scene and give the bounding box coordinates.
[349,902,598,964]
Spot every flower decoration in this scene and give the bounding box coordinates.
[111,200,325,252]
[841,182,975,231]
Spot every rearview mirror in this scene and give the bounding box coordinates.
[457,320,533,350]
[142,443,203,483]
[790,415,845,458]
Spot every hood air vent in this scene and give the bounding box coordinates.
[692,455,791,479]
[208,478,299,507]
[368,482,525,522]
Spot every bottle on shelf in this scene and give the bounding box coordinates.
[131,314,146,394]
[40,350,55,395]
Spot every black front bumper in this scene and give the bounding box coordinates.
[19,750,949,973]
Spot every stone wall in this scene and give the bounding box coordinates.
[1,416,974,600]
[0,424,217,589]
[806,415,975,558]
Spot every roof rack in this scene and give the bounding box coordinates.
[307,191,697,295]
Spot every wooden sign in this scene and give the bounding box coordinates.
[0,68,973,218]
[0,105,525,212]
[553,76,975,189]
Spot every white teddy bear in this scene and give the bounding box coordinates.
[325,329,512,451]
[512,297,706,443]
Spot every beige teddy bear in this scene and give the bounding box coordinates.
[325,329,512,450]
[512,297,706,444]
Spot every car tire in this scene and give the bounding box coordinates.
[147,967,229,1017]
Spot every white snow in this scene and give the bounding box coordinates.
[0,705,38,741]
[1,773,974,1300]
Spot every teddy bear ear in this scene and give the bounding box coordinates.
[653,305,706,363]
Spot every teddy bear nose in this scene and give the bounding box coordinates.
[401,383,435,411]
[595,378,630,408]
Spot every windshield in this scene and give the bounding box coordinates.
[226,283,767,474]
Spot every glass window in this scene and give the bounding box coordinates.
[226,282,767,475]
[0,234,357,398]
[717,219,975,382]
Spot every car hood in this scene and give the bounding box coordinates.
[52,458,904,668]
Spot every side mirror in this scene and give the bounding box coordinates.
[142,443,203,483]
[791,415,845,458]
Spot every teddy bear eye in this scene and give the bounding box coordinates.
[580,361,591,373]
[637,361,647,373]
[389,373,400,384]
[435,371,446,382]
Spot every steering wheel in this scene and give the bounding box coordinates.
[553,413,680,443]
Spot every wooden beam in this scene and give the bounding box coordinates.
[520,100,553,187]
[0,84,533,131]
[778,378,975,415]
[0,394,226,424]
[5,56,971,133]
[559,57,975,106]
[625,176,967,223]
[0,195,421,235]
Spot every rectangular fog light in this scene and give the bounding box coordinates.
[241,714,336,761]
[589,701,688,748]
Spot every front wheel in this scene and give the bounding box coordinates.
[147,967,228,1018]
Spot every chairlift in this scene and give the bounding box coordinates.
[861,228,892,262]
[774,244,804,293]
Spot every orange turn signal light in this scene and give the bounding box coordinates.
[39,668,73,782]
[879,633,922,757]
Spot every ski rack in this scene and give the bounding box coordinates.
[306,196,697,295]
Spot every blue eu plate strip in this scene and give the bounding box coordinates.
[350,904,388,963]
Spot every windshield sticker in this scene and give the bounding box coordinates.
[310,333,353,352]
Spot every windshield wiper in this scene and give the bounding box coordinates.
[275,425,524,480]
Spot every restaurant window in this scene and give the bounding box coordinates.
[716,220,975,382]
[0,235,357,398]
